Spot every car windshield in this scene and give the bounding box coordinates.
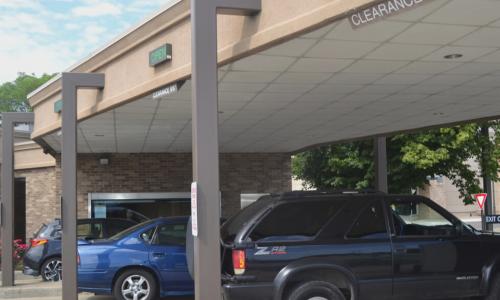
[221,196,273,244]
[109,219,156,241]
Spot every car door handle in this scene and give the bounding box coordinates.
[153,253,167,258]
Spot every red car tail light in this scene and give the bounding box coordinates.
[232,249,246,275]
[31,239,48,248]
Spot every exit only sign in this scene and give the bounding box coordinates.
[149,43,172,67]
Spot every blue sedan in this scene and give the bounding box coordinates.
[78,217,193,300]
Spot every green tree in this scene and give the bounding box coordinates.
[293,121,500,204]
[0,73,54,112]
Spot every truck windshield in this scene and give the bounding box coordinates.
[221,196,272,244]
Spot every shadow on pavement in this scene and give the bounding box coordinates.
[82,295,193,300]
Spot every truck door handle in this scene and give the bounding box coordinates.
[395,248,420,254]
[153,253,166,257]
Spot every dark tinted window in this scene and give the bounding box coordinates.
[249,200,344,242]
[154,223,187,246]
[107,220,135,237]
[110,219,156,241]
[347,201,388,239]
[221,196,272,243]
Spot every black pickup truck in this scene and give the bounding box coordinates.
[220,191,500,300]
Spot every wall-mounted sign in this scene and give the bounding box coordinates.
[191,182,198,237]
[152,80,185,99]
[54,99,63,113]
[485,215,500,224]
[349,0,429,28]
[149,43,172,67]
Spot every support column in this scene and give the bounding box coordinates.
[374,136,388,193]
[191,1,220,299]
[61,73,104,299]
[1,112,33,287]
[481,125,495,231]
[190,1,260,299]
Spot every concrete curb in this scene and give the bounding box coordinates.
[0,272,62,299]
[0,282,62,299]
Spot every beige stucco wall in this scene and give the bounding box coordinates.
[14,142,56,170]
[28,0,378,141]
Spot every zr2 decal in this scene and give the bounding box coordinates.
[255,246,288,256]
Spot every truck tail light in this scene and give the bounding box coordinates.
[31,239,48,248]
[232,249,246,275]
[77,253,81,266]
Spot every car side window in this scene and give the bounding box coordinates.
[107,220,134,237]
[77,223,91,236]
[249,200,344,242]
[77,223,103,238]
[154,223,187,246]
[347,201,388,239]
[390,200,455,237]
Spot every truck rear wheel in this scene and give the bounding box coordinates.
[487,275,500,300]
[288,281,345,300]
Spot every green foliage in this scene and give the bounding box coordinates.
[293,122,500,204]
[0,73,54,112]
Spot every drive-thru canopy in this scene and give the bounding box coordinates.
[31,0,500,155]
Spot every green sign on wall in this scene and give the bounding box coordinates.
[54,99,63,113]
[149,43,172,67]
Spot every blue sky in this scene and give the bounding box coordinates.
[0,0,171,84]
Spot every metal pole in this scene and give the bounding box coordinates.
[1,113,33,287]
[190,1,259,299]
[484,178,495,231]
[61,73,104,299]
[480,125,495,231]
[374,136,388,193]
[191,1,221,299]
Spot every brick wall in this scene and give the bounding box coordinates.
[52,153,291,219]
[22,153,290,236]
[16,167,58,239]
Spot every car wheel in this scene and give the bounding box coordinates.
[41,257,62,282]
[113,269,157,300]
[288,281,345,300]
[487,275,500,300]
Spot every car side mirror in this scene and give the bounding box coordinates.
[455,223,464,236]
[141,232,151,243]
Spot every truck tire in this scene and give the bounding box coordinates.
[487,275,500,300]
[288,280,345,300]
